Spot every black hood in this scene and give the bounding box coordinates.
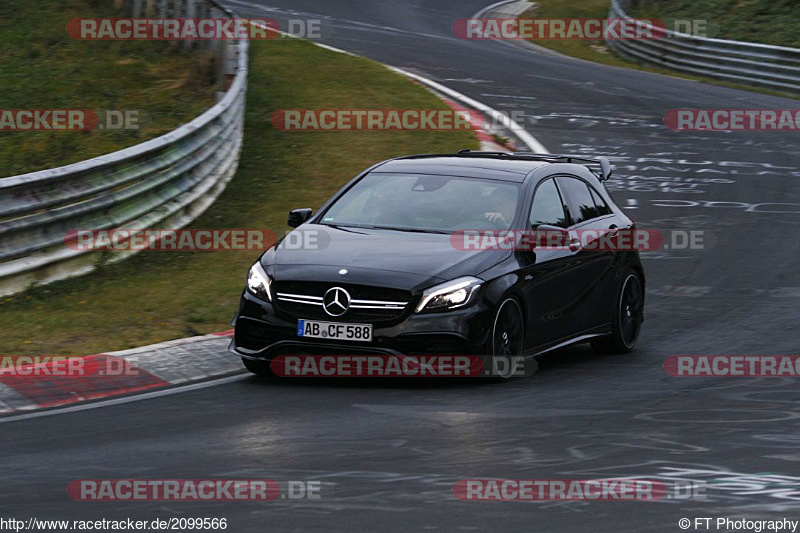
[268,224,508,291]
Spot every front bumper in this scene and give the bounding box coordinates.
[229,290,493,361]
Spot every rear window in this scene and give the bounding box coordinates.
[556,176,597,225]
[588,185,612,217]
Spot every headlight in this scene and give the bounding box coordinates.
[246,261,273,302]
[415,276,483,313]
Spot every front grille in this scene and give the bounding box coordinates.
[273,281,413,324]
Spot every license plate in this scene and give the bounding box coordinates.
[297,319,373,342]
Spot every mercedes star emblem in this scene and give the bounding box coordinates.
[323,287,351,317]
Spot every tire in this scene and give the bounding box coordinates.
[485,297,525,380]
[591,270,644,354]
[242,357,275,378]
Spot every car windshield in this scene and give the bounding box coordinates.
[319,172,520,232]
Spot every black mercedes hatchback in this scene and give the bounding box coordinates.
[230,151,645,379]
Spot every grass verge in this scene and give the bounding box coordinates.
[0,37,478,356]
[0,0,217,177]
[629,0,800,48]
[518,0,798,99]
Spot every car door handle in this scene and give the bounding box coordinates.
[607,224,619,238]
[568,236,581,252]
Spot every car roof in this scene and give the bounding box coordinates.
[371,156,551,182]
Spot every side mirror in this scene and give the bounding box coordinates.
[287,208,313,228]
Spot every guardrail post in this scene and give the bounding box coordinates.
[183,0,196,49]
[209,6,222,53]
[221,39,238,92]
[199,0,211,49]
[209,5,224,93]
[132,0,144,17]
[169,0,184,49]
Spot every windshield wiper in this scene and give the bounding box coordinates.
[330,224,449,234]
[383,227,449,234]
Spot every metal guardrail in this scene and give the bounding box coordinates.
[0,0,248,297]
[606,0,800,94]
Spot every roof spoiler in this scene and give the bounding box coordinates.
[598,157,613,182]
[454,149,613,181]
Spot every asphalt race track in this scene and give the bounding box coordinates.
[2,1,800,530]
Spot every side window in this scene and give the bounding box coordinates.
[588,185,612,217]
[529,178,569,228]
[556,176,599,225]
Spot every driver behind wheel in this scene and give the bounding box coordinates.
[483,186,517,228]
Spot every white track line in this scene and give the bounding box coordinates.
[0,374,248,424]
[473,0,526,19]
[386,66,548,153]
